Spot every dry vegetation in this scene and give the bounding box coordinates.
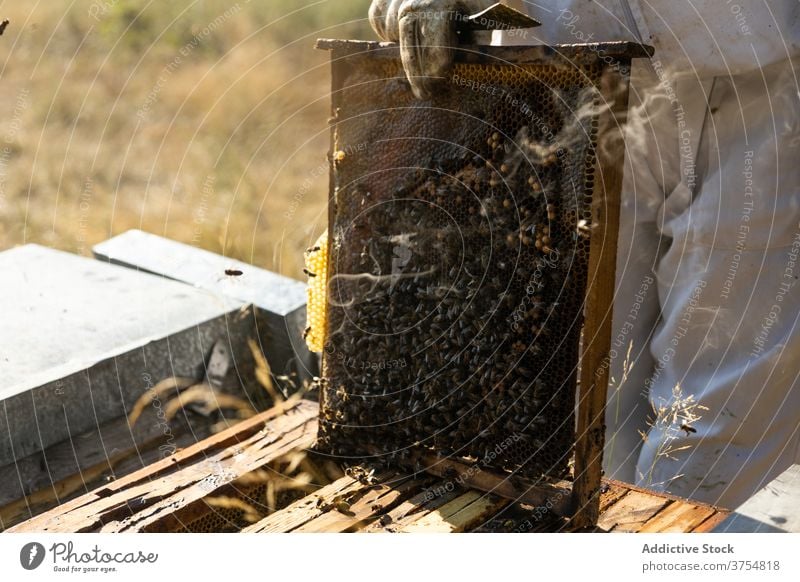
[0,0,372,279]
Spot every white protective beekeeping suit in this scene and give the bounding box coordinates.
[497,1,800,508]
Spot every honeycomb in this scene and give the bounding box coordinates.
[317,42,622,480]
[170,483,268,533]
[305,231,330,353]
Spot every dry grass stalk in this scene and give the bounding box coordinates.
[639,383,709,488]
[128,377,196,428]
[248,338,313,418]
[162,383,256,421]
[204,496,263,524]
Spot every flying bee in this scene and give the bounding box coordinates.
[680,424,697,436]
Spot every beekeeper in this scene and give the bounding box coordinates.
[368,0,800,509]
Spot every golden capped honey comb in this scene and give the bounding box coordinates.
[304,231,329,353]
[315,41,631,480]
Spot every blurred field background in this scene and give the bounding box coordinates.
[0,0,372,280]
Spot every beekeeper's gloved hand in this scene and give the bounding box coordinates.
[369,0,495,99]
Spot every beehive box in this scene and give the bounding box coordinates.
[315,39,649,520]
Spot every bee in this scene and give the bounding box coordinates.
[303,268,317,278]
[224,269,244,277]
[680,424,697,436]
[334,500,355,516]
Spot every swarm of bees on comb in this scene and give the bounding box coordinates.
[305,53,604,480]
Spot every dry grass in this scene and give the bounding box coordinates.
[206,450,323,524]
[638,383,709,488]
[0,0,372,280]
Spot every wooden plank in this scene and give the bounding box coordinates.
[293,503,379,534]
[400,491,482,531]
[317,39,654,61]
[246,473,426,533]
[364,483,465,532]
[294,477,424,533]
[402,492,509,533]
[693,511,731,533]
[572,66,632,529]
[110,421,316,532]
[602,478,729,532]
[639,502,716,533]
[242,476,361,533]
[418,454,573,516]
[10,397,314,530]
[475,483,629,534]
[599,482,629,513]
[596,490,670,533]
[347,479,428,532]
[604,478,725,508]
[442,495,510,532]
[0,430,200,531]
[9,400,317,533]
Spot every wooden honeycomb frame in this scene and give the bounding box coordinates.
[317,39,651,528]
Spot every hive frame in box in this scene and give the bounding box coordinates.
[317,39,652,528]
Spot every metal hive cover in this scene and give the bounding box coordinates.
[316,40,641,480]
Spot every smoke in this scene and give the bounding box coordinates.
[327,268,438,309]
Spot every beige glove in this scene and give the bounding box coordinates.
[369,0,495,99]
